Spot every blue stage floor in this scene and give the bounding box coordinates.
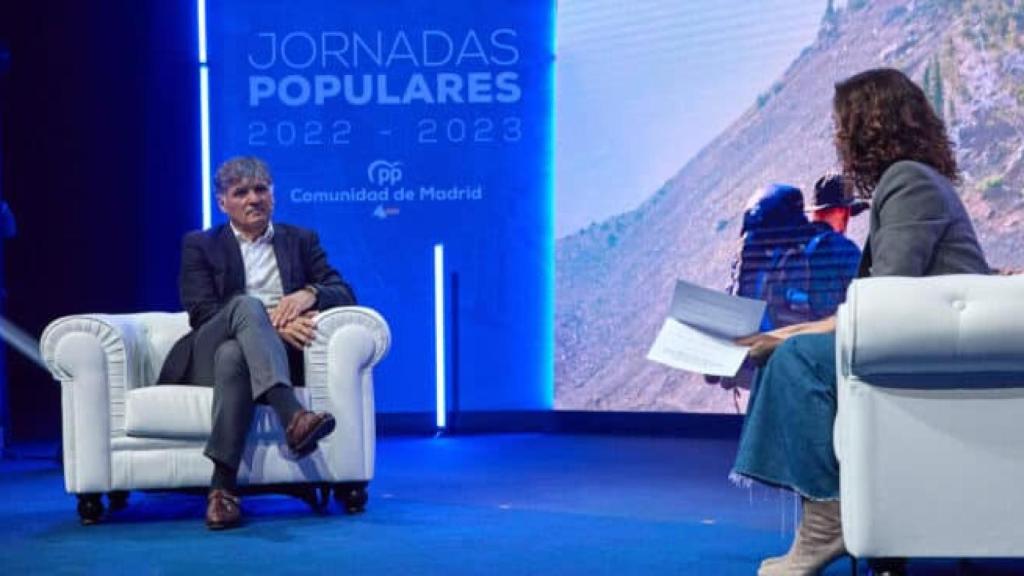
[0,434,1019,574]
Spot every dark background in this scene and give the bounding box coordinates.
[0,1,199,442]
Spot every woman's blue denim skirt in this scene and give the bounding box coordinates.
[732,332,840,501]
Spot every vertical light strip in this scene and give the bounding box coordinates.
[433,243,447,429]
[199,67,212,229]
[543,2,557,408]
[197,0,212,229]
[197,0,208,62]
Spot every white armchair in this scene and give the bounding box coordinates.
[40,306,390,524]
[835,274,1024,559]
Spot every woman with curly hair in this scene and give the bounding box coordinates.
[732,68,990,576]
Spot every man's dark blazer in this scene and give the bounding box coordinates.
[158,222,356,384]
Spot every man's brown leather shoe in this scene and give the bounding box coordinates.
[286,410,336,457]
[206,489,241,530]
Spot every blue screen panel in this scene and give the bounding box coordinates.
[206,0,554,412]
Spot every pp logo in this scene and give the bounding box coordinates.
[367,160,403,186]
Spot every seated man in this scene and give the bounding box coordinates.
[158,156,356,530]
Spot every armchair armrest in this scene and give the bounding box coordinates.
[309,306,391,370]
[838,274,1024,387]
[304,306,391,480]
[39,313,152,493]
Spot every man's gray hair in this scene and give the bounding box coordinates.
[214,156,273,195]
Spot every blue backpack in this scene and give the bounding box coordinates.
[756,230,861,330]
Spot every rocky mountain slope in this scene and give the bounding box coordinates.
[555,0,1024,412]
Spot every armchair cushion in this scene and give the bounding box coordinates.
[125,385,311,440]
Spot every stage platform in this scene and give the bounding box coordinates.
[0,434,1019,574]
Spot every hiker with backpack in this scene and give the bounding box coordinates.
[711,179,864,395]
[734,176,865,331]
[787,173,866,324]
[730,183,818,331]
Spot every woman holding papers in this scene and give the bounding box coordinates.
[731,68,990,576]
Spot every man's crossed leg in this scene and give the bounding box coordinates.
[189,295,336,530]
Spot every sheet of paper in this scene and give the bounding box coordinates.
[646,318,749,377]
[669,279,766,339]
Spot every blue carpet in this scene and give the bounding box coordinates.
[0,434,1020,574]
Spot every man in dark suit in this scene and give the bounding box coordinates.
[158,156,356,529]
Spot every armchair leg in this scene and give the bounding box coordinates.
[867,558,907,576]
[247,483,329,514]
[318,485,332,511]
[334,482,369,514]
[107,491,130,512]
[76,494,104,525]
[292,484,329,514]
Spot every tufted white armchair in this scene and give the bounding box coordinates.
[835,274,1024,560]
[40,306,390,524]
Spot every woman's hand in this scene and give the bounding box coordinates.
[736,332,785,366]
[734,316,835,366]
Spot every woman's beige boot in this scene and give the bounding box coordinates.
[758,499,846,576]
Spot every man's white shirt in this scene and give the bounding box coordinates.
[231,222,284,309]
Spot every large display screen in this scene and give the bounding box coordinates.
[555,0,1024,413]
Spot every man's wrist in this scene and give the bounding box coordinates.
[302,284,319,308]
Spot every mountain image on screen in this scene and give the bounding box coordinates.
[555,0,1024,413]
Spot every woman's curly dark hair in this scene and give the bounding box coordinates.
[833,68,958,198]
